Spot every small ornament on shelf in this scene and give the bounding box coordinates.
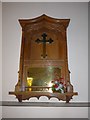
[51,77,66,93]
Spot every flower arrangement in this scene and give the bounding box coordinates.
[51,71,66,93]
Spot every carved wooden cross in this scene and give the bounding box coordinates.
[35,33,53,58]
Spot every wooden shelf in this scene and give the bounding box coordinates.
[9,91,78,103]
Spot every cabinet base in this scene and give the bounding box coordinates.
[9,91,78,103]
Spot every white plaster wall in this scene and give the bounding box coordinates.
[88,1,90,119]
[2,107,88,118]
[0,1,2,119]
[2,2,88,118]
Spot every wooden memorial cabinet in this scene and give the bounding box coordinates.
[9,14,78,102]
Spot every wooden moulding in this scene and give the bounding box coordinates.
[9,91,78,103]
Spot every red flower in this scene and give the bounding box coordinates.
[54,84,58,88]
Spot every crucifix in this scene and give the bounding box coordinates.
[35,33,53,58]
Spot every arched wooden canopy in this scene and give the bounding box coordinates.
[19,14,70,29]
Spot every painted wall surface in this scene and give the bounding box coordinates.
[2,107,88,118]
[0,1,2,119]
[2,2,88,118]
[88,1,90,119]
